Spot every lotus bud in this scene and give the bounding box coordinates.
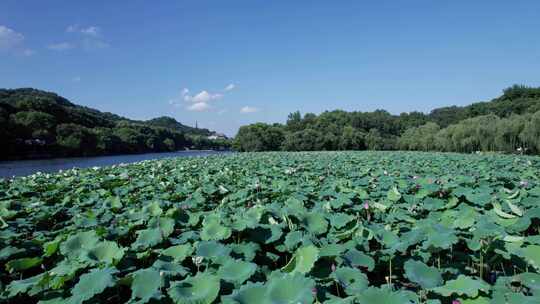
[363,201,369,210]
[192,256,203,266]
[384,170,388,175]
[311,288,317,296]
[412,175,418,179]
[331,264,336,272]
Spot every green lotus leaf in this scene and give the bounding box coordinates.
[130,268,162,303]
[201,215,232,241]
[303,212,328,235]
[248,225,283,244]
[144,201,163,217]
[284,231,303,251]
[160,244,193,262]
[149,216,176,238]
[452,206,478,229]
[241,206,264,229]
[356,287,410,304]
[68,267,118,304]
[266,272,315,304]
[332,266,369,295]
[0,246,24,261]
[167,272,220,304]
[48,259,86,289]
[403,259,443,289]
[6,257,42,273]
[342,249,375,271]
[152,258,189,276]
[282,245,319,274]
[5,273,45,298]
[132,228,163,250]
[387,187,402,202]
[217,258,257,285]
[458,297,491,304]
[421,224,458,250]
[519,245,540,270]
[319,243,346,257]
[107,196,123,211]
[517,273,540,292]
[466,192,491,206]
[330,193,353,209]
[230,242,260,261]
[196,240,231,263]
[86,241,125,265]
[328,213,355,229]
[323,294,356,304]
[431,275,490,297]
[221,282,267,304]
[43,236,63,257]
[60,230,100,260]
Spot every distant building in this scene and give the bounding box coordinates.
[207,133,228,140]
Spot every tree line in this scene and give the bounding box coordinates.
[234,85,540,154]
[0,88,230,160]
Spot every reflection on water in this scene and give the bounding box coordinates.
[0,150,232,178]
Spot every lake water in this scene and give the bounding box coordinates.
[0,150,232,178]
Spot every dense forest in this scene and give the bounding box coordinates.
[234,85,540,154]
[0,88,230,160]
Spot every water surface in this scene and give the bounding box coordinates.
[0,150,231,178]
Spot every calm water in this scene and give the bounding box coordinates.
[0,150,232,178]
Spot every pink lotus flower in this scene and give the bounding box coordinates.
[363,201,369,210]
[311,288,317,296]
[520,180,529,187]
[452,300,461,304]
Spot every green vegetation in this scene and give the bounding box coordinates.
[0,88,230,160]
[234,85,540,154]
[2,151,540,303]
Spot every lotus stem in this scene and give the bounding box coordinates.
[388,257,392,287]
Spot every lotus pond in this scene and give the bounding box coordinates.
[1,151,540,304]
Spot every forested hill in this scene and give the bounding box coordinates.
[0,88,230,160]
[146,116,211,136]
[234,85,540,154]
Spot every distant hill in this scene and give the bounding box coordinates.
[146,116,212,136]
[428,85,540,127]
[0,88,230,160]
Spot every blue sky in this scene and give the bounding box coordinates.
[1,0,539,136]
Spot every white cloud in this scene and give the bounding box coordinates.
[0,25,33,55]
[22,49,35,56]
[80,26,100,36]
[0,26,24,50]
[183,90,223,103]
[63,25,108,50]
[240,106,259,113]
[224,83,235,91]
[66,25,100,36]
[187,102,211,112]
[82,38,109,50]
[171,85,234,112]
[72,76,81,82]
[47,42,74,51]
[66,25,78,33]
